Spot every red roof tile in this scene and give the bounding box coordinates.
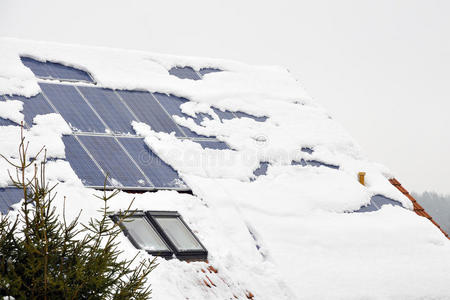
[389,178,449,239]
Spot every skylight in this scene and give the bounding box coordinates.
[113,211,208,260]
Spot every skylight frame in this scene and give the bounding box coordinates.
[146,211,208,260]
[112,211,208,260]
[111,211,173,258]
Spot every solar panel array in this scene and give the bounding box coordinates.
[0,57,272,212]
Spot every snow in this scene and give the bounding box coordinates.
[0,37,449,299]
[0,100,24,124]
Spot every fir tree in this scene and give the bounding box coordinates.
[0,126,157,299]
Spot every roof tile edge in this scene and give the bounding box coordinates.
[389,178,449,239]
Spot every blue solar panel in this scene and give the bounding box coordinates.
[355,195,403,213]
[0,118,16,126]
[153,93,210,138]
[193,112,213,126]
[354,203,377,213]
[199,68,222,76]
[0,187,24,214]
[292,159,339,170]
[118,137,186,189]
[212,107,235,122]
[78,135,151,188]
[40,83,106,133]
[307,160,339,170]
[195,140,229,150]
[7,93,55,127]
[78,87,136,134]
[62,135,108,187]
[253,162,269,177]
[292,159,307,167]
[116,90,184,136]
[169,67,201,80]
[235,111,268,122]
[372,194,402,208]
[20,57,51,78]
[21,56,93,83]
[301,147,314,154]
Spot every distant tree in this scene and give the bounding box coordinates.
[412,191,450,235]
[0,126,157,299]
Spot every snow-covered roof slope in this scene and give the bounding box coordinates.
[1,37,449,299]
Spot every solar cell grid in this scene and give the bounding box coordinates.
[8,93,55,127]
[234,111,268,122]
[199,68,222,76]
[78,135,151,188]
[40,83,106,133]
[62,135,108,187]
[20,56,93,83]
[119,137,186,189]
[78,86,136,134]
[117,90,184,137]
[0,188,24,214]
[169,67,201,80]
[20,57,51,78]
[45,61,93,83]
[153,93,211,138]
[212,107,235,122]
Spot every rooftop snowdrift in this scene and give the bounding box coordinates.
[1,37,449,299]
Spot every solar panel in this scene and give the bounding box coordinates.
[195,140,229,150]
[372,194,402,208]
[199,68,222,76]
[40,83,106,133]
[292,159,339,170]
[212,107,235,122]
[78,135,151,188]
[253,162,269,177]
[235,111,268,122]
[354,195,403,213]
[193,112,213,126]
[20,56,94,83]
[7,93,55,127]
[20,57,51,78]
[168,67,201,80]
[306,160,339,170]
[78,87,136,134]
[0,187,24,214]
[0,118,17,126]
[153,93,209,138]
[62,135,108,187]
[354,203,377,213]
[118,137,186,189]
[301,147,314,154]
[116,90,184,137]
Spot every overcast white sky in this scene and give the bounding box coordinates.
[1,0,449,194]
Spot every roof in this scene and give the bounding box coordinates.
[1,37,450,299]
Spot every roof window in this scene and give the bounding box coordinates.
[112,211,207,260]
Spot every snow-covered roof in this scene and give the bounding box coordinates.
[1,37,450,299]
